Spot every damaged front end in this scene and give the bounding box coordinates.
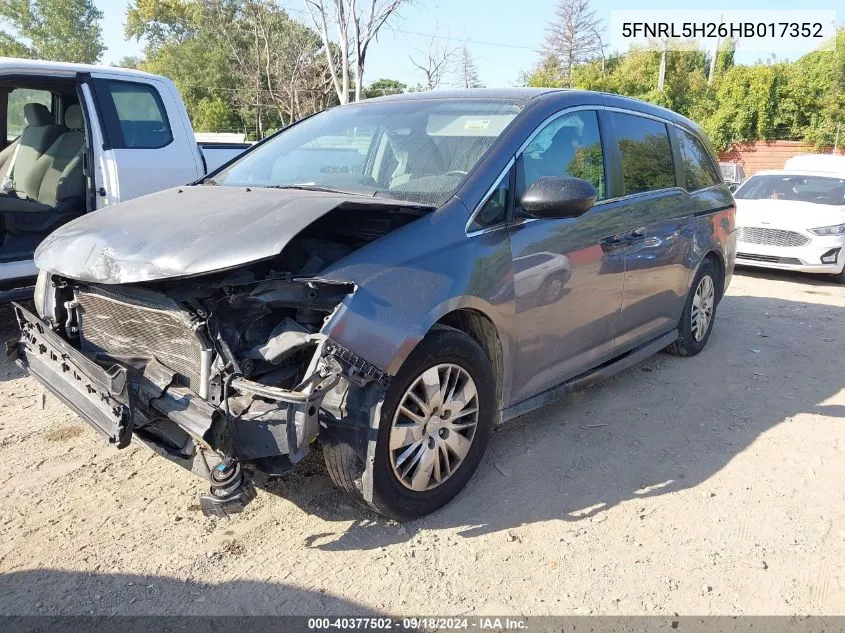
[12,272,385,516]
[10,197,424,517]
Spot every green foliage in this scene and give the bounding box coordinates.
[362,78,407,99]
[522,29,845,152]
[0,0,104,63]
[126,0,337,139]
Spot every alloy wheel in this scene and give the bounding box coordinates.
[691,274,715,342]
[389,363,479,492]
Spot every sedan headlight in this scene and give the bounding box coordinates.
[809,223,845,236]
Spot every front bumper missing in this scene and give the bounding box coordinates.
[9,302,340,484]
[10,302,133,447]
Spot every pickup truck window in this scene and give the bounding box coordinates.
[100,80,172,150]
[7,88,52,141]
[213,99,523,206]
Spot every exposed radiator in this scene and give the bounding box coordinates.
[76,286,208,393]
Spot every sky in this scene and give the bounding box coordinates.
[99,0,840,88]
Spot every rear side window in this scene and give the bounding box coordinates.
[99,80,172,149]
[677,128,720,191]
[610,112,675,196]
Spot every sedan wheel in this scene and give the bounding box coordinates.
[389,364,479,492]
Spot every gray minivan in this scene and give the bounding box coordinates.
[12,89,737,520]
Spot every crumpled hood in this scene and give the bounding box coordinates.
[35,185,388,284]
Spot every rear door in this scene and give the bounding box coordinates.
[507,108,626,404]
[84,74,202,205]
[604,111,694,353]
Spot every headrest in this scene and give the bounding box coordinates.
[549,126,579,147]
[23,103,54,127]
[65,105,84,130]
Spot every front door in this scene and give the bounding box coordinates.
[508,109,626,405]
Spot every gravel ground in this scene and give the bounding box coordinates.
[0,268,844,616]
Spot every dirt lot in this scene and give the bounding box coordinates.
[0,268,844,616]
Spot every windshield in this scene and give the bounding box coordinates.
[735,174,845,206]
[211,99,522,206]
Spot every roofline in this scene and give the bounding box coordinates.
[0,56,164,81]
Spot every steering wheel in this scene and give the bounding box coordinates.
[444,170,469,177]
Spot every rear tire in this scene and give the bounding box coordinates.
[665,259,719,357]
[325,325,495,521]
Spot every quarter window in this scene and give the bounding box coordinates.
[469,172,510,232]
[610,112,675,196]
[677,128,720,191]
[516,110,606,202]
[100,80,172,149]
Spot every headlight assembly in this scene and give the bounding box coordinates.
[808,223,845,236]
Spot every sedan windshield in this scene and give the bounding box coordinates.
[211,99,523,206]
[735,174,845,206]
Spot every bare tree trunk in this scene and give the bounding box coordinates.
[306,0,407,104]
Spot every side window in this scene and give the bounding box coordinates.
[516,110,606,202]
[610,112,675,196]
[101,80,172,149]
[677,128,720,191]
[469,171,510,232]
[6,89,52,141]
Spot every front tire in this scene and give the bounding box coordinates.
[665,259,719,357]
[326,326,495,521]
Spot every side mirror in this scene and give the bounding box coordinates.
[520,176,597,219]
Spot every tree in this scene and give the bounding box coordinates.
[456,45,483,89]
[363,78,407,99]
[410,31,456,91]
[543,0,604,87]
[303,0,410,103]
[0,0,104,63]
[126,0,337,138]
[116,56,142,69]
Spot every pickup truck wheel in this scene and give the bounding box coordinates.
[326,326,495,521]
[665,259,718,357]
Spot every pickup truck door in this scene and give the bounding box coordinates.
[82,73,204,206]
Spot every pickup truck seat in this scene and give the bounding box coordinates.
[6,104,64,193]
[1,105,84,213]
[1,105,86,234]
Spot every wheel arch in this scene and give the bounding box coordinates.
[434,308,506,422]
[702,249,726,302]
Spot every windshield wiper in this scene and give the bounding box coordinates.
[266,184,365,196]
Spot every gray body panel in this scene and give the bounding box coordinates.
[34,186,400,284]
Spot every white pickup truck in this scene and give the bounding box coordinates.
[0,58,250,286]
